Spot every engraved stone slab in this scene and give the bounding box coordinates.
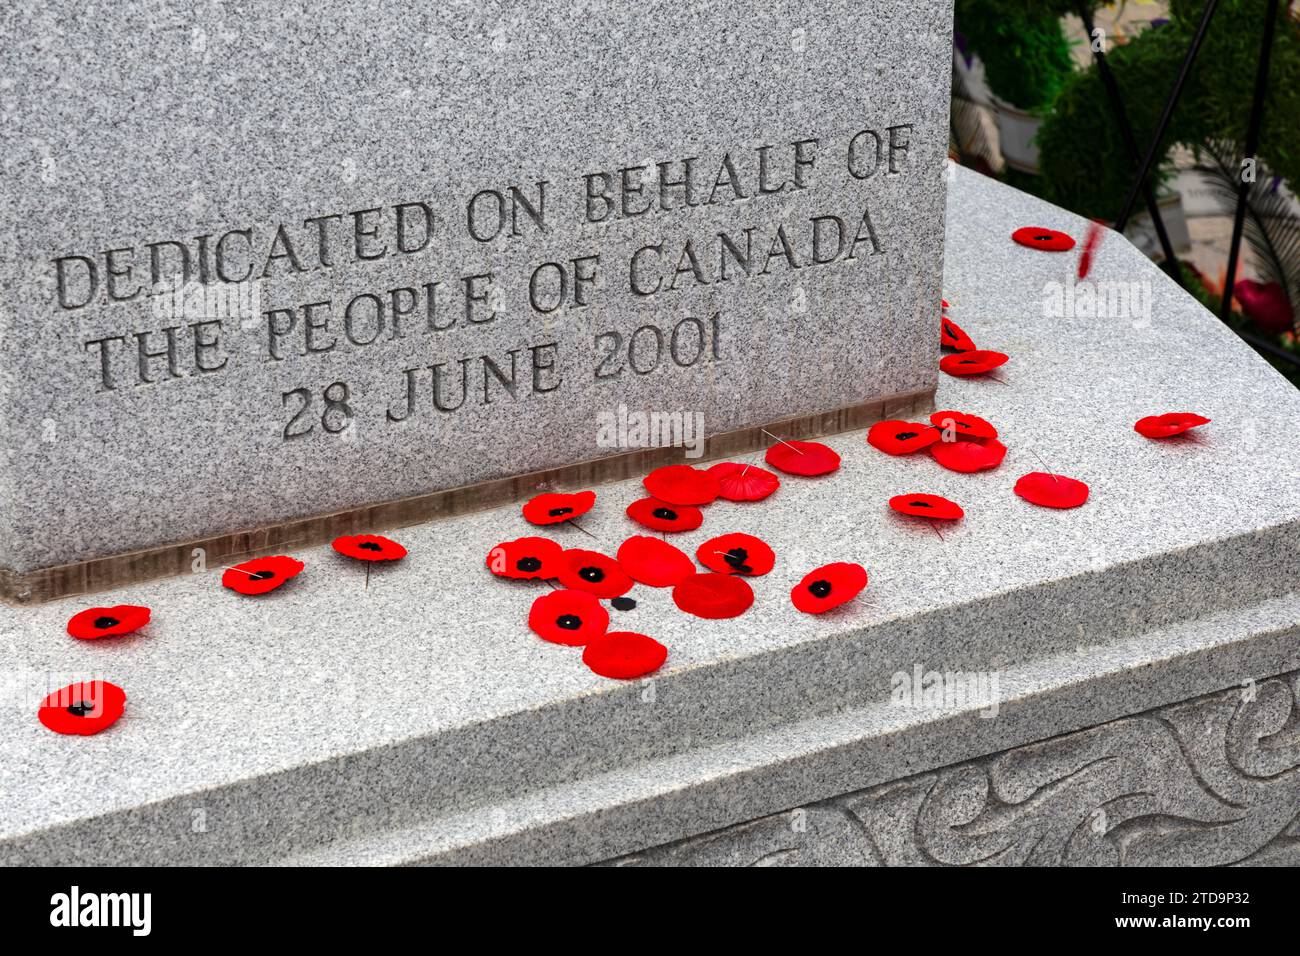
[0,1,952,578]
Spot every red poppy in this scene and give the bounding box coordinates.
[696,532,776,576]
[38,681,126,736]
[221,555,304,595]
[888,494,964,521]
[867,420,941,456]
[582,631,668,680]
[643,465,720,506]
[1011,226,1076,252]
[764,439,841,476]
[939,316,977,351]
[940,350,1009,377]
[521,490,597,525]
[791,562,868,614]
[941,298,950,309]
[66,604,151,641]
[332,534,407,562]
[929,438,1008,473]
[706,461,780,502]
[626,497,703,533]
[486,536,563,580]
[556,548,633,599]
[617,536,695,588]
[1134,412,1211,439]
[672,572,754,619]
[1077,220,1105,279]
[1014,472,1090,509]
[528,589,609,646]
[929,409,998,440]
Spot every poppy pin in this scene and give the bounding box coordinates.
[888,494,965,521]
[222,555,305,596]
[940,350,1009,377]
[626,497,703,533]
[582,631,668,680]
[643,465,721,506]
[617,536,695,588]
[528,589,609,646]
[672,572,755,619]
[930,410,998,441]
[66,605,151,641]
[332,534,407,562]
[38,680,126,736]
[1014,472,1090,509]
[940,316,977,352]
[764,439,841,477]
[1011,226,1076,252]
[868,420,941,456]
[556,548,634,599]
[706,462,781,502]
[522,490,597,526]
[791,562,868,614]
[696,532,776,576]
[929,438,1008,473]
[486,536,563,580]
[1134,413,1211,439]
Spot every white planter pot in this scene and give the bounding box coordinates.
[992,98,1042,174]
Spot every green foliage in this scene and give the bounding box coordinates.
[955,0,1076,110]
[1037,0,1300,220]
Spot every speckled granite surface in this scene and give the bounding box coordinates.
[0,0,951,572]
[1,166,1297,865]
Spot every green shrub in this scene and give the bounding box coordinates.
[956,0,1076,111]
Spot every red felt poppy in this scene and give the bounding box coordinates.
[929,409,998,440]
[642,465,720,506]
[556,548,634,599]
[617,536,695,588]
[66,604,151,641]
[625,496,703,533]
[706,461,781,502]
[582,631,668,680]
[888,494,965,521]
[221,555,304,596]
[1134,412,1211,439]
[939,316,977,352]
[1014,472,1090,509]
[696,532,776,576]
[867,420,941,456]
[764,439,841,476]
[929,438,1008,473]
[672,572,754,619]
[791,562,868,614]
[940,350,1009,377]
[527,588,609,646]
[486,536,564,580]
[521,490,597,525]
[38,680,126,736]
[332,534,407,562]
[1011,226,1076,252]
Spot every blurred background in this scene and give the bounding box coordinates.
[949,0,1300,385]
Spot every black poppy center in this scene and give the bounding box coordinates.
[909,500,932,508]
[809,579,832,598]
[652,507,678,520]
[960,359,978,365]
[1034,234,1054,242]
[556,614,583,630]
[517,556,542,572]
[895,431,918,441]
[93,616,120,629]
[611,596,637,611]
[66,701,96,717]
[957,421,971,429]
[579,566,605,583]
[249,570,276,581]
[358,541,383,552]
[942,322,955,338]
[548,507,573,517]
[723,548,753,573]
